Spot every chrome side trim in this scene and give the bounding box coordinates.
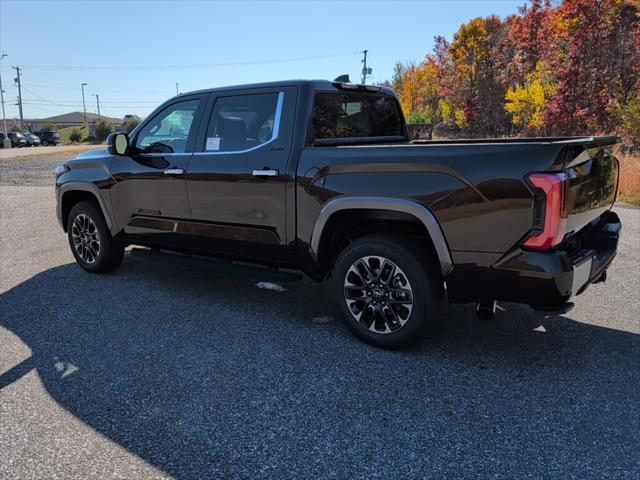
[252,169,279,177]
[310,196,453,276]
[193,91,285,156]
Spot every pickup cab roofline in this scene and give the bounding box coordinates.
[175,79,397,100]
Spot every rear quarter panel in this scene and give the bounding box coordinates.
[296,142,567,266]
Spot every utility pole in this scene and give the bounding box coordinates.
[12,66,24,129]
[81,83,87,126]
[361,50,372,85]
[175,83,179,95]
[0,53,10,148]
[93,93,101,118]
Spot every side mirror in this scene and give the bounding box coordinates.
[107,132,130,155]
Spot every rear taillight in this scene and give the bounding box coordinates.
[524,172,568,250]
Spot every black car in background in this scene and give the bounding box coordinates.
[24,132,41,146]
[32,130,60,146]
[5,132,28,147]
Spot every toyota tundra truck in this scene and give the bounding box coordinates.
[54,78,621,349]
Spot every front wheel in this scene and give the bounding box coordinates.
[331,233,439,349]
[67,201,124,273]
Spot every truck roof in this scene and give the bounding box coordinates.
[180,79,396,98]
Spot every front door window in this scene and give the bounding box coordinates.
[135,99,200,154]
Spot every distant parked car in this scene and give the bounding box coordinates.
[7,132,28,148]
[24,132,41,147]
[32,130,61,146]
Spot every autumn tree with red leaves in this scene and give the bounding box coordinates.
[392,0,640,143]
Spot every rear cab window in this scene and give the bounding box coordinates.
[311,91,406,145]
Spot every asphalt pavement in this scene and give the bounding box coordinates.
[0,159,639,479]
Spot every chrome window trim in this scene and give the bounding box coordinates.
[193,91,284,156]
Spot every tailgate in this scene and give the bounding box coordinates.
[561,137,620,236]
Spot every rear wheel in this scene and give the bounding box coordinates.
[42,139,49,146]
[331,234,438,349]
[67,201,124,273]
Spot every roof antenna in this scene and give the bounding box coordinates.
[334,74,351,83]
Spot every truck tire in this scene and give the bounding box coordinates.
[41,139,49,146]
[331,233,437,349]
[67,201,124,273]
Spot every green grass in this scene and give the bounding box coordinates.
[58,125,89,145]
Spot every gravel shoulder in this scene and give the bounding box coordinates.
[0,145,103,162]
[0,155,77,186]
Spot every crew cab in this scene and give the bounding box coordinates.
[54,79,621,348]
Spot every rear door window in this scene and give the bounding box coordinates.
[204,92,282,153]
[312,92,404,142]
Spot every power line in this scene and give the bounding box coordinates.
[1,52,358,72]
[21,82,172,94]
[21,100,162,106]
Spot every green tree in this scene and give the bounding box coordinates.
[41,122,56,132]
[126,118,141,134]
[94,120,113,143]
[406,109,430,124]
[69,128,82,143]
[616,95,640,146]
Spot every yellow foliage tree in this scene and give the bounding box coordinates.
[448,18,491,86]
[505,61,556,133]
[438,99,453,124]
[398,59,441,121]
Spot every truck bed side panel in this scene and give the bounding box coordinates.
[296,143,566,265]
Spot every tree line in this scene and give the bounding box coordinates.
[386,0,639,145]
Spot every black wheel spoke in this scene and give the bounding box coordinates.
[383,306,402,331]
[378,260,396,284]
[355,259,376,284]
[387,288,413,305]
[345,286,367,301]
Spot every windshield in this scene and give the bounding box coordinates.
[312,92,405,143]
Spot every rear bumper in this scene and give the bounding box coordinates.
[446,211,621,309]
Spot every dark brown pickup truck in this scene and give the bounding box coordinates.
[54,78,621,348]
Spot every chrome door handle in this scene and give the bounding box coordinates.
[252,169,279,177]
[164,168,184,175]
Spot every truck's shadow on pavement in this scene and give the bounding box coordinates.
[2,252,639,479]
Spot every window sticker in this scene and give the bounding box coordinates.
[206,137,221,151]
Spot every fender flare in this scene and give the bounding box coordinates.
[310,195,453,276]
[58,182,115,233]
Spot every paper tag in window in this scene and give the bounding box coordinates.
[206,137,221,151]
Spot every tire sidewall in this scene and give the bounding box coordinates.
[331,234,434,349]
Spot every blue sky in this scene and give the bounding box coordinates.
[0,0,525,120]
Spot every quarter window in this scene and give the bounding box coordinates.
[205,93,281,153]
[312,92,404,141]
[135,99,200,154]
